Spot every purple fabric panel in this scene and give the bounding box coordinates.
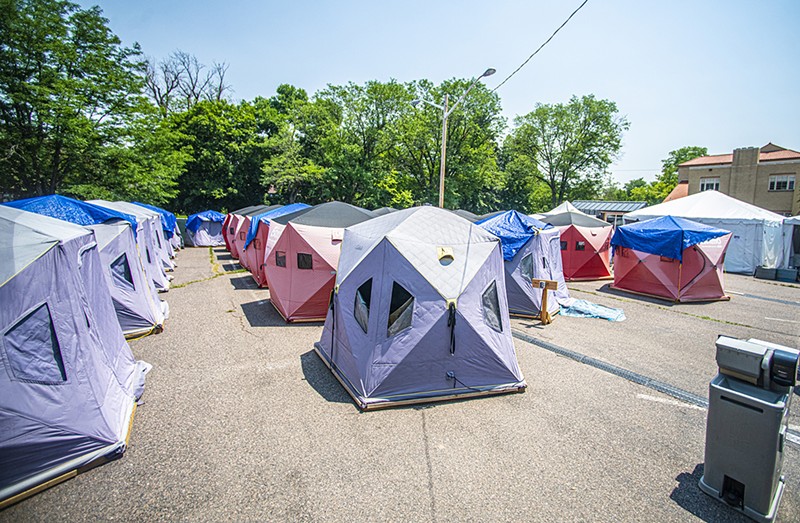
[137,220,169,290]
[453,247,523,382]
[0,241,135,492]
[318,300,367,399]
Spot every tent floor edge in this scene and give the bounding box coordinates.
[610,284,731,303]
[564,275,613,282]
[0,470,77,510]
[312,343,526,411]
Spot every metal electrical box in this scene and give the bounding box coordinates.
[699,336,799,523]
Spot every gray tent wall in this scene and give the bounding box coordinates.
[504,227,570,317]
[89,201,171,292]
[314,207,526,409]
[0,207,148,504]
[89,220,167,338]
[105,202,175,272]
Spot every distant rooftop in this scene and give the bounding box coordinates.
[572,200,648,214]
[663,180,689,203]
[679,143,800,167]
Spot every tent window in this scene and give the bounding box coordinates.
[560,240,568,251]
[659,256,675,263]
[354,279,372,334]
[387,282,414,337]
[146,247,152,264]
[617,247,627,258]
[229,226,235,235]
[542,257,548,269]
[482,281,503,333]
[575,241,586,251]
[297,253,313,270]
[253,238,262,249]
[110,253,135,291]
[4,303,66,384]
[275,251,286,267]
[239,231,246,241]
[520,253,534,281]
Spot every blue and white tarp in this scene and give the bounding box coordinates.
[611,215,730,262]
[4,195,138,234]
[186,210,225,233]
[476,210,552,261]
[133,202,177,237]
[560,299,626,322]
[244,203,310,250]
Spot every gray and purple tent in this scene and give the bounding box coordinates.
[185,210,226,247]
[3,196,168,338]
[476,210,570,318]
[89,200,171,291]
[314,206,526,409]
[133,202,181,258]
[0,206,149,506]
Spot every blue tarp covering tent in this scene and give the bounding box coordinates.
[4,194,137,234]
[475,210,552,261]
[476,210,569,317]
[133,202,177,237]
[611,216,730,262]
[3,195,168,337]
[244,203,310,250]
[185,210,226,246]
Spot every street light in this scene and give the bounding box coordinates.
[411,67,496,208]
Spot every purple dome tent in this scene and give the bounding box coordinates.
[314,206,526,409]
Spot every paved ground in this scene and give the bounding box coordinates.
[4,247,799,522]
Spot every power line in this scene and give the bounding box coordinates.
[492,0,590,93]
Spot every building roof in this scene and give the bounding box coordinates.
[679,143,800,167]
[663,181,689,203]
[572,200,648,214]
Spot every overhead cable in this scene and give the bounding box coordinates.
[492,0,590,92]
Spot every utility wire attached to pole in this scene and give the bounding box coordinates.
[492,0,590,93]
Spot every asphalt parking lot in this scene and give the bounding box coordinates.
[4,247,799,522]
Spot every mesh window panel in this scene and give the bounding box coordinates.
[4,303,66,384]
[110,253,135,291]
[560,240,568,251]
[520,253,534,281]
[354,279,372,333]
[575,241,586,251]
[275,251,286,267]
[482,281,503,332]
[297,253,313,270]
[146,247,152,264]
[387,282,414,337]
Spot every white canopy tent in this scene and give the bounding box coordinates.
[785,215,800,268]
[624,191,790,274]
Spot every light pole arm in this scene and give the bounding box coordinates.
[445,75,483,118]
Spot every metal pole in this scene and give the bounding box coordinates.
[439,94,449,208]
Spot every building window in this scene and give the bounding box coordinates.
[297,253,313,270]
[768,174,795,192]
[275,251,286,267]
[700,177,720,192]
[353,279,372,334]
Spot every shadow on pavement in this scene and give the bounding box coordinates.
[670,463,748,523]
[231,275,259,290]
[241,300,287,327]
[216,253,235,261]
[299,350,352,405]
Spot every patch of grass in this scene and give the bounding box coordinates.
[173,248,246,288]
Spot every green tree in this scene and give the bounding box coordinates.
[0,0,149,198]
[503,95,629,209]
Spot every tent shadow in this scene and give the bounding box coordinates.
[241,299,288,327]
[669,463,749,522]
[221,262,243,272]
[299,350,352,405]
[230,275,259,290]
[216,253,235,261]
[596,282,678,307]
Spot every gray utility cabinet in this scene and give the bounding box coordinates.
[700,374,790,522]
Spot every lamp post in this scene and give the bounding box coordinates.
[411,67,495,208]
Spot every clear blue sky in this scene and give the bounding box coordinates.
[83,0,799,185]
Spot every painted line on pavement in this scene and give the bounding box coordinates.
[512,329,800,446]
[765,317,800,324]
[729,290,800,308]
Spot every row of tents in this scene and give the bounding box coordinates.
[0,195,181,507]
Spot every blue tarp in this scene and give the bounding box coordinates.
[244,203,310,249]
[133,202,177,236]
[611,216,730,261]
[186,210,225,233]
[560,299,626,322]
[475,210,552,261]
[3,195,138,234]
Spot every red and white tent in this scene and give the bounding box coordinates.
[264,202,375,322]
[536,202,613,281]
[610,216,732,302]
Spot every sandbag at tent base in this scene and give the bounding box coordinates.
[313,342,526,411]
[609,284,731,304]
